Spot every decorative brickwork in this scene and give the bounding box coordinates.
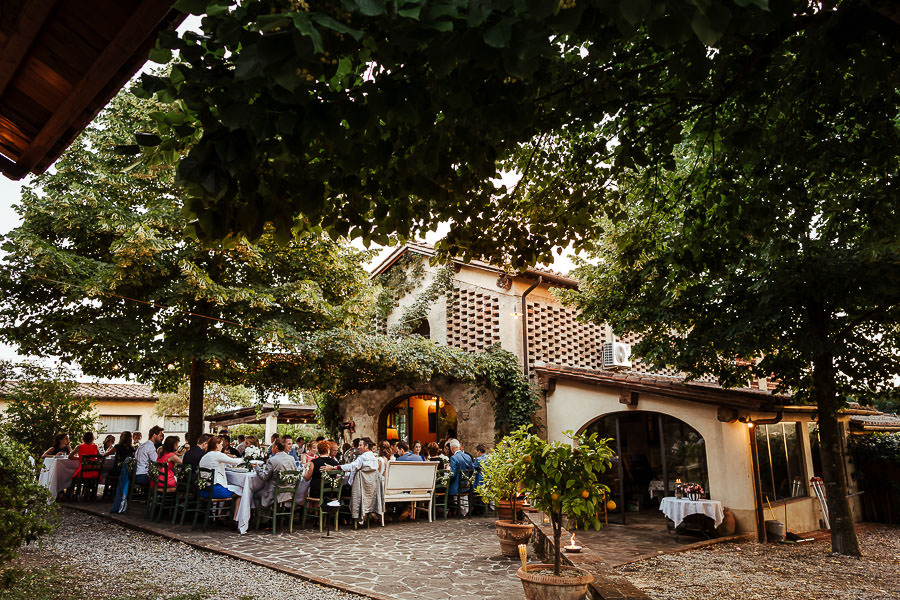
[446,286,501,352]
[526,301,606,371]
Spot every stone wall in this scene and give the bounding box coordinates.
[339,377,498,450]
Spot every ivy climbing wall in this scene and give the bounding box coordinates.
[446,286,501,352]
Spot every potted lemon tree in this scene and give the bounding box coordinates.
[477,426,534,557]
[516,428,614,600]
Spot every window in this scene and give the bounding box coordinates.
[100,415,140,434]
[164,416,188,432]
[755,422,807,500]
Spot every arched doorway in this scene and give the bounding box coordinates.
[379,394,457,444]
[580,411,709,524]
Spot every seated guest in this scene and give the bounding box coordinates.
[132,431,142,447]
[42,432,72,458]
[448,439,474,516]
[425,442,450,469]
[324,437,378,486]
[71,432,100,480]
[266,433,280,456]
[220,434,239,457]
[156,435,182,488]
[235,434,247,456]
[377,441,394,476]
[303,440,340,504]
[253,439,296,509]
[101,435,116,457]
[283,435,299,461]
[244,435,260,452]
[113,431,135,464]
[183,433,212,469]
[198,436,244,520]
[134,426,165,487]
[301,439,317,465]
[412,440,424,459]
[396,441,424,462]
[328,440,340,460]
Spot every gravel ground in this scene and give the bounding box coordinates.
[616,526,900,600]
[15,509,368,600]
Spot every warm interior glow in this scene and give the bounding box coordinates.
[748,422,755,428]
[386,427,399,440]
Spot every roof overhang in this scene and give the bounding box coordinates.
[204,403,318,427]
[0,0,182,179]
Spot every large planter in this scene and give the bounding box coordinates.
[494,519,534,557]
[517,564,594,600]
[497,499,522,522]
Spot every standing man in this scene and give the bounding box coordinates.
[448,439,474,516]
[324,437,378,486]
[253,439,297,510]
[396,441,424,462]
[134,425,164,487]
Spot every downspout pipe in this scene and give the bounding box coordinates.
[521,276,542,378]
[742,411,783,542]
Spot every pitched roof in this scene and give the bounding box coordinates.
[370,241,579,288]
[0,1,183,179]
[0,381,156,401]
[849,411,900,432]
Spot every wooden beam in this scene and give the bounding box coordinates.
[13,0,174,176]
[0,0,59,99]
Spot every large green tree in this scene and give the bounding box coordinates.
[0,91,374,441]
[138,1,899,268]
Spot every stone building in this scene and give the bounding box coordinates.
[343,242,878,536]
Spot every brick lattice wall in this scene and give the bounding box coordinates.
[526,301,607,371]
[446,286,501,352]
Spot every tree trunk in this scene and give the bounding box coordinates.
[187,357,206,443]
[552,512,562,576]
[811,349,861,557]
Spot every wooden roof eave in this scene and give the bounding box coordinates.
[0,0,182,180]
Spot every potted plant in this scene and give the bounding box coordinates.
[477,426,533,557]
[516,428,614,600]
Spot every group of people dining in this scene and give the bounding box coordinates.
[45,424,493,527]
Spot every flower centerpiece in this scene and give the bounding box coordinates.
[515,427,614,599]
[243,445,264,469]
[679,483,704,501]
[476,426,532,557]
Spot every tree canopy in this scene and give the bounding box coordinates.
[0,91,374,439]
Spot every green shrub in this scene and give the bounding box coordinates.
[0,435,56,563]
[849,432,900,465]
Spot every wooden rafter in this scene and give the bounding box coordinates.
[0,0,59,98]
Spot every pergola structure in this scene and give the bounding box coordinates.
[205,403,318,443]
[0,0,181,179]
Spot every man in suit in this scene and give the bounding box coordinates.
[253,439,298,509]
[448,439,474,516]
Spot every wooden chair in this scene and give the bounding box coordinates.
[171,464,194,525]
[301,472,342,532]
[455,468,476,518]
[72,455,103,500]
[147,461,178,521]
[432,469,450,520]
[254,470,303,534]
[189,467,234,532]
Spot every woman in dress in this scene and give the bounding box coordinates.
[377,440,393,477]
[70,432,100,480]
[156,435,182,489]
[197,436,245,520]
[113,431,135,464]
[101,434,116,456]
[41,432,72,458]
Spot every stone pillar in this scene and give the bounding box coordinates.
[265,412,278,443]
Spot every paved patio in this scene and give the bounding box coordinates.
[573,511,700,567]
[68,501,523,600]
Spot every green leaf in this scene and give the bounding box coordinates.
[311,14,363,39]
[356,0,386,17]
[292,13,324,53]
[691,5,732,46]
[148,47,172,64]
[135,132,162,147]
[483,17,514,48]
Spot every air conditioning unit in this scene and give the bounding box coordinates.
[602,341,632,369]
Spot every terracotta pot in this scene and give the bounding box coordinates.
[497,499,522,521]
[716,507,736,537]
[517,564,594,600]
[494,519,534,557]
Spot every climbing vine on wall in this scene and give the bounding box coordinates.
[391,264,456,336]
[245,330,540,438]
[373,254,425,330]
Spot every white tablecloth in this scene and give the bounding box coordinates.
[659,497,725,528]
[38,457,79,499]
[225,469,267,534]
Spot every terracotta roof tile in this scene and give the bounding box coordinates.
[0,381,156,401]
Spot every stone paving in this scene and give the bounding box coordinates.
[69,501,523,600]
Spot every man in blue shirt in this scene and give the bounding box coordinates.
[396,441,424,461]
[283,435,300,462]
[448,438,474,516]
